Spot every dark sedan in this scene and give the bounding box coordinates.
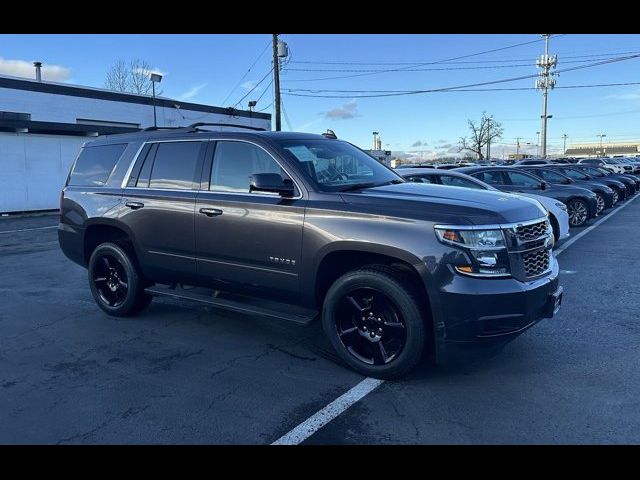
[551,165,634,201]
[518,165,616,214]
[456,166,599,227]
[575,165,640,193]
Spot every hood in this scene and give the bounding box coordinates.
[574,180,615,192]
[594,177,627,188]
[340,182,545,225]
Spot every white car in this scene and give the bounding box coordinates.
[399,168,570,243]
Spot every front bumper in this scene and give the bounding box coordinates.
[431,257,561,363]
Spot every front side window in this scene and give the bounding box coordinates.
[472,170,505,186]
[534,169,568,183]
[210,141,288,194]
[147,141,204,190]
[276,139,401,192]
[440,175,485,189]
[506,171,541,187]
[68,144,127,186]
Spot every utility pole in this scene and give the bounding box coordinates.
[272,34,282,132]
[536,34,557,158]
[516,137,522,155]
[486,118,491,161]
[562,133,568,155]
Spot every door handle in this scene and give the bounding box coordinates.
[199,207,223,217]
[125,201,144,210]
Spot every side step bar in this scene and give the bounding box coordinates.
[145,284,318,325]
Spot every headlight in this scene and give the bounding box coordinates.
[554,202,567,212]
[434,227,510,277]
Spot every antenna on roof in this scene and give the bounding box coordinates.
[322,129,337,139]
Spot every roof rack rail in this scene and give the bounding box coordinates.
[142,126,189,131]
[188,122,267,132]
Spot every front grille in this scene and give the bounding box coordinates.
[522,249,550,277]
[515,220,549,242]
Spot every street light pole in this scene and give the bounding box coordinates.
[562,133,568,155]
[598,133,607,155]
[150,73,163,128]
[536,131,541,156]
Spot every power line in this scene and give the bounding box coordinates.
[221,40,271,106]
[287,50,640,66]
[283,35,566,82]
[282,54,640,98]
[233,67,274,108]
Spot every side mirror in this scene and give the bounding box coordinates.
[249,173,295,197]
[540,181,550,190]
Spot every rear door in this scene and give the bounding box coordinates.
[194,140,306,297]
[469,170,508,189]
[119,140,206,279]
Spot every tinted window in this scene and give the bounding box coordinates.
[440,175,485,189]
[533,169,568,183]
[133,144,157,188]
[148,141,203,190]
[561,168,588,180]
[68,144,126,186]
[405,175,435,184]
[506,171,541,187]
[473,170,505,185]
[210,141,287,193]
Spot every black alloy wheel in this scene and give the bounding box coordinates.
[335,287,407,366]
[612,190,619,204]
[93,254,129,307]
[567,199,589,227]
[88,242,152,317]
[322,266,426,379]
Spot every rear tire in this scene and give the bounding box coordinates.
[88,242,152,317]
[322,265,426,379]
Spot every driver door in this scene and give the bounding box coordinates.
[194,140,306,297]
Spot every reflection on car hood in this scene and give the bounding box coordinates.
[340,182,545,225]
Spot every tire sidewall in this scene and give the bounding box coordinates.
[322,269,425,379]
[88,242,141,317]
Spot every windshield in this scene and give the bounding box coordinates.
[562,168,589,180]
[276,139,403,191]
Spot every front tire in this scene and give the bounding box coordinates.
[322,265,426,379]
[88,242,152,317]
[567,198,589,227]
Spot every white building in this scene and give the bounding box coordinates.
[0,74,270,213]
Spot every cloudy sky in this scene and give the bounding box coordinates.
[2,34,640,159]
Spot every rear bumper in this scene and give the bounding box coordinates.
[431,258,561,363]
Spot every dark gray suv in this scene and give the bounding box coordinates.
[58,124,562,379]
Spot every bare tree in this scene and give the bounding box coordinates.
[458,112,503,160]
[104,59,162,96]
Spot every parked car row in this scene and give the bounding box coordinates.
[399,162,639,234]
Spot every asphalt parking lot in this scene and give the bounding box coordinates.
[1,200,639,445]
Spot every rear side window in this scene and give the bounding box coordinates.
[148,141,204,190]
[68,144,127,186]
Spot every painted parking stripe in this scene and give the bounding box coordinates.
[554,193,639,257]
[274,193,640,444]
[272,377,384,445]
[0,225,57,234]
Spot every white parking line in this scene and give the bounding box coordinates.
[272,377,384,445]
[554,193,639,257]
[274,192,640,445]
[0,225,57,235]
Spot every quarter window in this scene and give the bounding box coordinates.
[210,141,288,194]
[68,144,127,186]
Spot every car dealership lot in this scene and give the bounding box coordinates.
[1,202,639,444]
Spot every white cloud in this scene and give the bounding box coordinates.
[0,57,71,81]
[324,100,359,120]
[606,89,640,101]
[241,80,257,91]
[178,83,207,101]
